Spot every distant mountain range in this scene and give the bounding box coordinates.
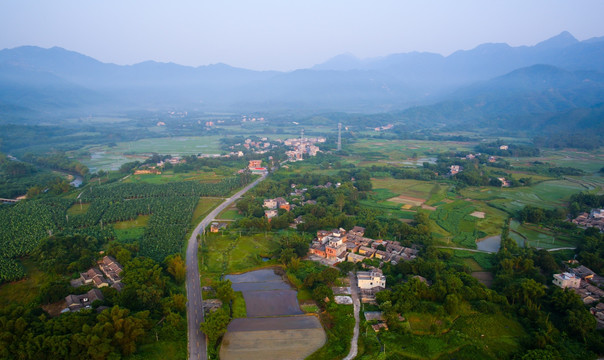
[1,31,604,135]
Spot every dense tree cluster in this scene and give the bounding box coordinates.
[475,141,540,157]
[517,205,566,225]
[569,192,604,217]
[0,305,150,359]
[0,151,70,198]
[491,230,604,357]
[22,151,89,176]
[534,132,603,150]
[0,236,187,359]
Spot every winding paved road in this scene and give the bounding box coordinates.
[186,173,268,360]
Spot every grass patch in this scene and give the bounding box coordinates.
[232,291,247,318]
[452,250,497,271]
[297,288,313,301]
[67,202,90,215]
[0,258,49,306]
[126,171,227,185]
[359,312,526,360]
[113,215,150,229]
[301,304,319,313]
[199,232,279,284]
[114,227,146,243]
[127,338,186,360]
[217,208,244,220]
[307,303,355,360]
[190,197,223,227]
[112,215,149,243]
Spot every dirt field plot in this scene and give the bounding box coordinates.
[470,211,485,218]
[220,269,327,360]
[388,195,426,207]
[227,316,320,332]
[226,268,281,284]
[221,317,326,360]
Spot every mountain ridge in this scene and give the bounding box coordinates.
[1,31,603,116]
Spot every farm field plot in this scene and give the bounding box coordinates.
[226,269,303,317]
[372,178,442,201]
[221,269,326,360]
[513,148,604,173]
[78,135,225,171]
[220,317,325,360]
[350,139,475,163]
[430,200,508,248]
[125,171,227,185]
[77,151,148,172]
[371,312,526,359]
[510,220,578,249]
[461,180,586,213]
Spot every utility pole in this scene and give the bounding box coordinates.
[337,123,342,151]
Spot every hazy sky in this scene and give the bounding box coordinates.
[1,1,604,71]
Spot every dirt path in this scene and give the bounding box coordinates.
[344,272,360,360]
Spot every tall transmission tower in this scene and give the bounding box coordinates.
[300,128,304,141]
[337,123,342,151]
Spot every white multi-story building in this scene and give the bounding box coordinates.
[357,269,386,290]
[553,272,581,289]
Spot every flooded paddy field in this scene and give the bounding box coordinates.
[226,269,302,317]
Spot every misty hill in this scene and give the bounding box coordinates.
[0,31,603,118]
[315,31,604,90]
[394,64,604,133]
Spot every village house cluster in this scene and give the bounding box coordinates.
[241,137,273,152]
[553,263,604,328]
[374,124,394,132]
[263,196,292,219]
[309,226,419,267]
[241,115,265,123]
[284,136,325,162]
[63,256,124,313]
[229,137,279,156]
[263,184,323,221]
[572,209,604,232]
[248,159,268,174]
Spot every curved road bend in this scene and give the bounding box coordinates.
[186,172,268,360]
